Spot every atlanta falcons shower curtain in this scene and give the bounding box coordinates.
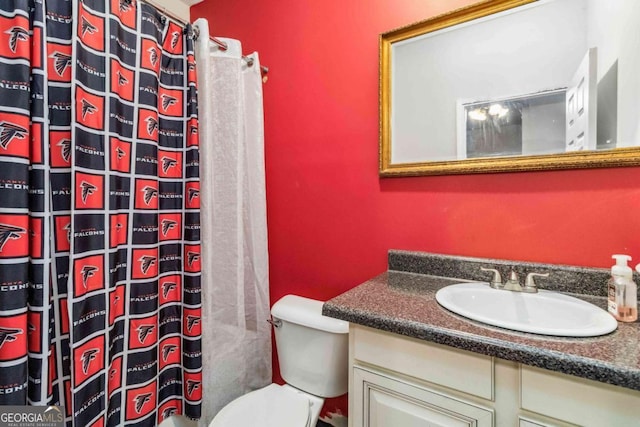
[0,0,202,426]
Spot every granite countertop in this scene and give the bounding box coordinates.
[323,268,640,392]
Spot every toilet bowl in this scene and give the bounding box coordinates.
[209,295,349,427]
[209,383,323,427]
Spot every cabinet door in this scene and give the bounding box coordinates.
[353,367,493,427]
[519,417,569,427]
[520,419,547,427]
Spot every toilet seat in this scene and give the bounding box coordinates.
[209,383,311,427]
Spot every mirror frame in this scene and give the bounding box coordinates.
[379,0,640,177]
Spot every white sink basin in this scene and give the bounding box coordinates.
[435,282,617,337]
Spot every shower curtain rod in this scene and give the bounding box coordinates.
[192,26,270,78]
[140,0,270,79]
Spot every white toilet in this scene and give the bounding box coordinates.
[209,295,349,427]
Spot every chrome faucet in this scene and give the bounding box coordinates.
[480,267,549,293]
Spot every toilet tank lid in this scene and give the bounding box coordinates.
[271,295,349,334]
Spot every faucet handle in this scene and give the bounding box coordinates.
[480,267,503,289]
[524,272,549,293]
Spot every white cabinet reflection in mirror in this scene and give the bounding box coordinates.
[565,48,598,152]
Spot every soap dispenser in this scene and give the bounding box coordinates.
[607,254,637,322]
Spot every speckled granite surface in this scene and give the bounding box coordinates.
[323,251,640,392]
[388,249,640,298]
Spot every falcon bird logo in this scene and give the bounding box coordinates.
[81,16,98,37]
[161,219,177,236]
[80,181,97,204]
[186,379,201,396]
[0,224,26,252]
[148,47,159,67]
[0,327,23,349]
[188,62,196,71]
[50,51,72,76]
[81,348,99,374]
[162,406,177,420]
[109,368,117,379]
[162,344,177,361]
[62,223,71,243]
[187,188,199,203]
[136,325,155,344]
[186,315,200,332]
[0,122,28,149]
[189,125,198,135]
[161,156,177,174]
[170,31,180,49]
[116,70,128,86]
[161,94,178,111]
[81,98,98,119]
[112,295,121,306]
[81,265,98,289]
[187,251,200,267]
[139,255,156,275]
[133,392,152,414]
[116,147,126,159]
[141,186,158,205]
[5,27,28,53]
[119,0,133,12]
[27,323,36,333]
[57,139,71,162]
[145,116,158,136]
[162,282,177,299]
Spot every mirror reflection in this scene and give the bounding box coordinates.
[382,0,640,175]
[461,89,566,159]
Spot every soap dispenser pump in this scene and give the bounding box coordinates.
[607,254,637,322]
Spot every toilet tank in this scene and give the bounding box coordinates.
[271,295,349,398]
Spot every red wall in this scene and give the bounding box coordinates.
[191,0,640,419]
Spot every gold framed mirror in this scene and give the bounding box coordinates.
[380,0,640,177]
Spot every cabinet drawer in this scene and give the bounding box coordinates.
[521,365,640,426]
[352,325,494,400]
[354,367,493,427]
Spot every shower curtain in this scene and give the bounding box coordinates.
[0,1,201,426]
[193,18,271,426]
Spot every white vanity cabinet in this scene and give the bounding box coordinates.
[349,324,640,427]
[353,367,493,427]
